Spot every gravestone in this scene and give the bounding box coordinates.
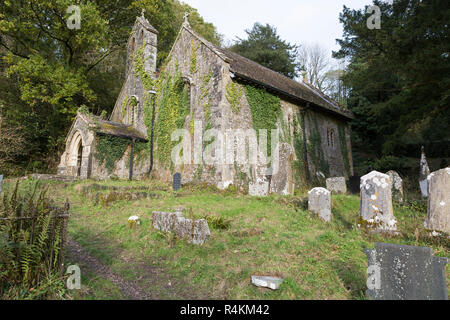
[308,187,332,222]
[173,172,182,191]
[326,177,347,194]
[424,167,450,234]
[365,242,448,300]
[360,171,397,232]
[249,164,269,197]
[152,210,210,245]
[386,170,404,202]
[419,146,431,198]
[348,175,361,194]
[0,174,3,194]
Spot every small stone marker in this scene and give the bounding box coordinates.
[308,187,331,222]
[152,210,211,245]
[424,167,450,234]
[360,171,397,232]
[365,242,448,300]
[419,146,431,198]
[386,170,404,202]
[0,174,3,194]
[326,177,347,194]
[251,276,284,290]
[173,172,182,191]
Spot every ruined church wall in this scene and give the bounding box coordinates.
[151,27,353,192]
[152,28,232,187]
[303,109,353,179]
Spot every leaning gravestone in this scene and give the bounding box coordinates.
[0,174,3,194]
[386,170,404,202]
[173,172,182,191]
[326,177,347,194]
[365,242,448,300]
[308,187,332,222]
[419,146,431,198]
[424,167,450,234]
[360,171,397,232]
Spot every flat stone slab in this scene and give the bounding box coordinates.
[365,242,448,300]
[251,276,284,290]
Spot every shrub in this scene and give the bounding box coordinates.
[373,155,408,174]
[0,181,70,299]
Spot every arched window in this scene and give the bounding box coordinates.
[131,37,135,51]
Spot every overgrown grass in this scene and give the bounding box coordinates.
[3,178,449,300]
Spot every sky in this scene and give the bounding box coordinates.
[182,0,373,58]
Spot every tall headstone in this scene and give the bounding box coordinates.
[326,177,347,194]
[360,171,397,232]
[308,187,332,222]
[386,170,404,202]
[365,242,448,300]
[173,172,181,191]
[424,167,450,234]
[0,174,3,194]
[419,146,431,198]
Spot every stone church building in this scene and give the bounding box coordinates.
[58,13,354,195]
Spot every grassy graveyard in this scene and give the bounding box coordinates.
[2,178,449,300]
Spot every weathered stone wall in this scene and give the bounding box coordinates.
[57,114,95,178]
[151,26,353,193]
[110,19,158,137]
[303,109,353,179]
[58,113,150,180]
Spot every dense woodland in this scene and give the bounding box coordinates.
[0,0,449,178]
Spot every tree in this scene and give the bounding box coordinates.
[0,0,222,173]
[229,23,300,79]
[334,0,450,156]
[298,43,331,91]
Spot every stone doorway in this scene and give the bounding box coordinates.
[76,142,83,177]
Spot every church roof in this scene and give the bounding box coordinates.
[79,113,148,142]
[95,119,148,141]
[182,26,354,120]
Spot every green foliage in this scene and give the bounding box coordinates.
[230,23,300,79]
[334,0,450,157]
[307,115,329,176]
[373,155,408,174]
[0,181,69,299]
[226,82,244,114]
[95,135,131,174]
[0,0,222,174]
[244,85,282,157]
[190,40,198,74]
[338,124,351,176]
[293,114,307,187]
[154,71,190,168]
